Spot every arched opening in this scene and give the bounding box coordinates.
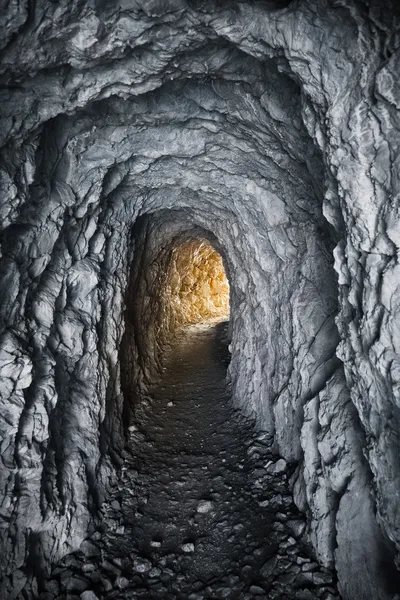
[120,213,233,423]
[161,238,230,331]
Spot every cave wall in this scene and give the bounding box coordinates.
[0,1,400,598]
[163,239,230,328]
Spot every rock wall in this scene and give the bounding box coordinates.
[0,1,399,598]
[164,239,230,328]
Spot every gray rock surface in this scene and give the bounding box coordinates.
[0,0,400,598]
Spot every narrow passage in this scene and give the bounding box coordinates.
[42,324,339,600]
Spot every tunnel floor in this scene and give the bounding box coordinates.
[41,324,339,600]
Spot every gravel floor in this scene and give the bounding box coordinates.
[40,323,340,600]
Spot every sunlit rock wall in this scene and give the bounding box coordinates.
[166,240,230,328]
[0,1,399,598]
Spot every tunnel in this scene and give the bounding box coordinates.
[1,1,400,599]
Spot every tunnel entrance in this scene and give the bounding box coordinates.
[163,238,230,330]
[120,214,234,413]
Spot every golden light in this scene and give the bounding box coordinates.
[165,239,230,330]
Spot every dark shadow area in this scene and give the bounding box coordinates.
[212,319,231,367]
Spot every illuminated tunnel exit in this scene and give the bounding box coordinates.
[163,238,230,330]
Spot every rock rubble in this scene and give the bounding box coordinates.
[40,325,339,599]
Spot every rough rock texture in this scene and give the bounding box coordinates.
[164,239,230,329]
[1,1,400,598]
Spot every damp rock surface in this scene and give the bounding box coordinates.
[40,324,338,599]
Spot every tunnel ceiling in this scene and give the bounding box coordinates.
[0,1,400,599]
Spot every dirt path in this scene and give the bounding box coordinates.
[41,323,339,600]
